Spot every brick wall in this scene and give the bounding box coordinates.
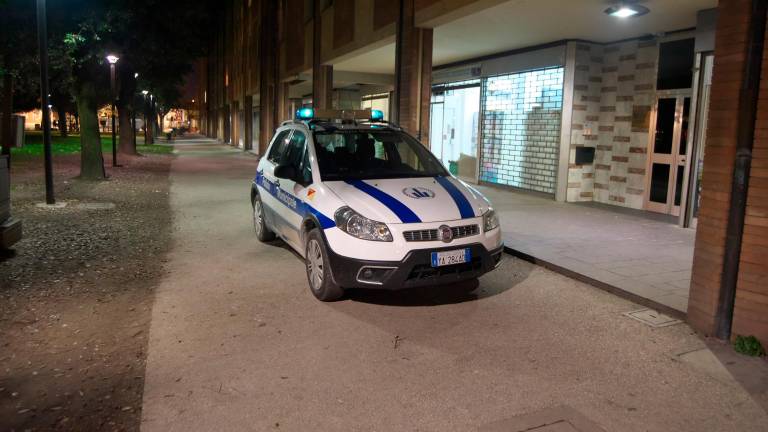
[729,1,768,344]
[567,44,602,201]
[566,40,658,209]
[479,66,564,194]
[688,0,768,347]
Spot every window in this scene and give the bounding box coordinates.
[267,130,292,164]
[282,130,307,167]
[657,39,695,90]
[313,130,447,181]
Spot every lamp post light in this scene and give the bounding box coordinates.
[36,0,55,204]
[141,90,149,144]
[132,73,139,149]
[106,54,119,167]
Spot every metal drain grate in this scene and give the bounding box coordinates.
[623,308,682,328]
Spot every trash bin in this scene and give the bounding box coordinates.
[0,155,22,249]
[448,160,458,176]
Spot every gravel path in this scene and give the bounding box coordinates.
[1,152,173,431]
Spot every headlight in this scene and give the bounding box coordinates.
[483,208,499,232]
[334,207,393,242]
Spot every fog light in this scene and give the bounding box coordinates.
[356,266,396,285]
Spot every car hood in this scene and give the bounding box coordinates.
[324,176,490,224]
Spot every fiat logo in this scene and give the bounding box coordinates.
[439,225,453,243]
[402,187,436,199]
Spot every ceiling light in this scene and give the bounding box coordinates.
[605,4,649,18]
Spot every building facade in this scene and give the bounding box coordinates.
[197,0,767,347]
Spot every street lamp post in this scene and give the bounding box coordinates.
[36,0,55,204]
[141,90,149,144]
[106,54,119,167]
[132,73,138,149]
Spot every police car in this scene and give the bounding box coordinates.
[251,108,503,301]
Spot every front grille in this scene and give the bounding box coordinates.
[403,224,479,242]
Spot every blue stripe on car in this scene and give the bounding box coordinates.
[435,176,475,219]
[255,173,335,229]
[344,180,422,223]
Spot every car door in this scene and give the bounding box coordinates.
[273,128,312,250]
[260,128,293,233]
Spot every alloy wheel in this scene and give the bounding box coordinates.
[253,199,263,236]
[307,239,324,291]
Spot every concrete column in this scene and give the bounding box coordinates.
[394,0,433,146]
[277,82,292,124]
[313,66,333,110]
[244,95,253,151]
[258,0,278,154]
[312,0,333,109]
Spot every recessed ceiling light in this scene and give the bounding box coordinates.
[605,4,650,18]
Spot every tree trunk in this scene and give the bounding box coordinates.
[145,119,154,144]
[75,83,105,180]
[118,106,136,155]
[56,106,68,137]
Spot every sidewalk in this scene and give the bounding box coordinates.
[479,186,694,316]
[139,141,766,431]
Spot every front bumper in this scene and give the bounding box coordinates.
[326,242,503,290]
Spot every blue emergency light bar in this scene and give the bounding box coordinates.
[296,107,315,120]
[295,108,385,122]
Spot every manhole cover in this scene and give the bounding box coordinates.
[624,308,682,328]
[76,202,116,210]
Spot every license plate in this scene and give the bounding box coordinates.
[431,248,471,267]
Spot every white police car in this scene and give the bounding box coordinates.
[251,108,503,301]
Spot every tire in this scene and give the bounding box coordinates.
[252,193,276,242]
[305,228,344,301]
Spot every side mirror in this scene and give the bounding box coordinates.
[274,164,298,180]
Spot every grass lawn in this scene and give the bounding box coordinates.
[11,131,173,157]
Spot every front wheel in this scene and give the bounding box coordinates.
[305,229,344,301]
[252,193,275,242]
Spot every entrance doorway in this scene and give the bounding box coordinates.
[646,93,691,216]
[430,82,481,182]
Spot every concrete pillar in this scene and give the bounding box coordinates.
[277,82,291,124]
[313,0,333,109]
[258,0,278,154]
[394,0,433,146]
[244,95,253,151]
[313,66,333,110]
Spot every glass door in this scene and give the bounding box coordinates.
[430,84,480,182]
[646,94,691,216]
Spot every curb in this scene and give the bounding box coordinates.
[503,246,687,321]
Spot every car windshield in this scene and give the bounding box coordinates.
[312,130,448,181]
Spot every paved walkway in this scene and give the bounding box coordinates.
[140,140,765,431]
[478,187,694,315]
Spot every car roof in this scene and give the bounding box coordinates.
[281,119,402,134]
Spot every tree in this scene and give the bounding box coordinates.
[110,0,214,153]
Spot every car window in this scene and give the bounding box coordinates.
[281,130,306,168]
[300,146,312,185]
[267,130,292,164]
[312,130,447,181]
